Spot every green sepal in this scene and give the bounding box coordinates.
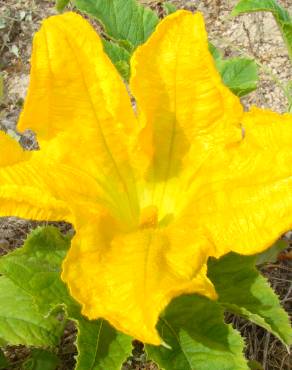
[208,253,292,346]
[146,295,248,370]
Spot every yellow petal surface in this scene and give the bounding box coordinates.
[0,133,71,221]
[130,10,243,216]
[62,211,216,344]
[184,107,292,257]
[0,131,29,166]
[18,12,139,225]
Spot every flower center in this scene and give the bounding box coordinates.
[139,205,158,229]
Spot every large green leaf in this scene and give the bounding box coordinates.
[0,276,63,347]
[22,349,60,370]
[0,227,132,370]
[73,0,159,48]
[232,0,292,62]
[208,253,292,346]
[0,227,72,313]
[216,58,259,97]
[147,295,248,370]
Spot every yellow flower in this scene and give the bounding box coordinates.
[1,10,292,345]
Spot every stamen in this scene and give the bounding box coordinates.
[139,205,158,229]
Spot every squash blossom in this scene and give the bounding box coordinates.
[1,10,292,345]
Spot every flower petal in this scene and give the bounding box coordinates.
[0,131,29,166]
[62,212,216,345]
[186,108,292,256]
[130,11,243,214]
[0,132,71,221]
[18,12,139,225]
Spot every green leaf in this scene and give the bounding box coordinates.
[208,42,222,60]
[56,0,70,11]
[248,360,264,370]
[22,349,60,370]
[256,239,288,265]
[75,317,132,370]
[208,253,292,346]
[0,227,72,314]
[0,349,8,369]
[73,0,159,47]
[0,227,132,370]
[232,0,292,62]
[216,58,259,97]
[102,40,131,81]
[147,295,248,370]
[208,43,258,97]
[0,276,63,347]
[163,2,177,15]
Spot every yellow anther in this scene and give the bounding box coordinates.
[139,205,158,229]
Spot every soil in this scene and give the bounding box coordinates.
[0,0,291,369]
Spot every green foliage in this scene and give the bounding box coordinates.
[73,0,159,48]
[0,227,132,370]
[55,0,70,11]
[22,349,60,370]
[208,253,292,346]
[208,42,222,60]
[102,39,131,81]
[0,227,72,314]
[163,2,177,15]
[216,58,259,97]
[0,276,64,347]
[147,295,248,370]
[76,317,132,370]
[232,0,292,63]
[0,349,8,369]
[210,44,259,96]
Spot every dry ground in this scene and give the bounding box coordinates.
[0,0,291,369]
